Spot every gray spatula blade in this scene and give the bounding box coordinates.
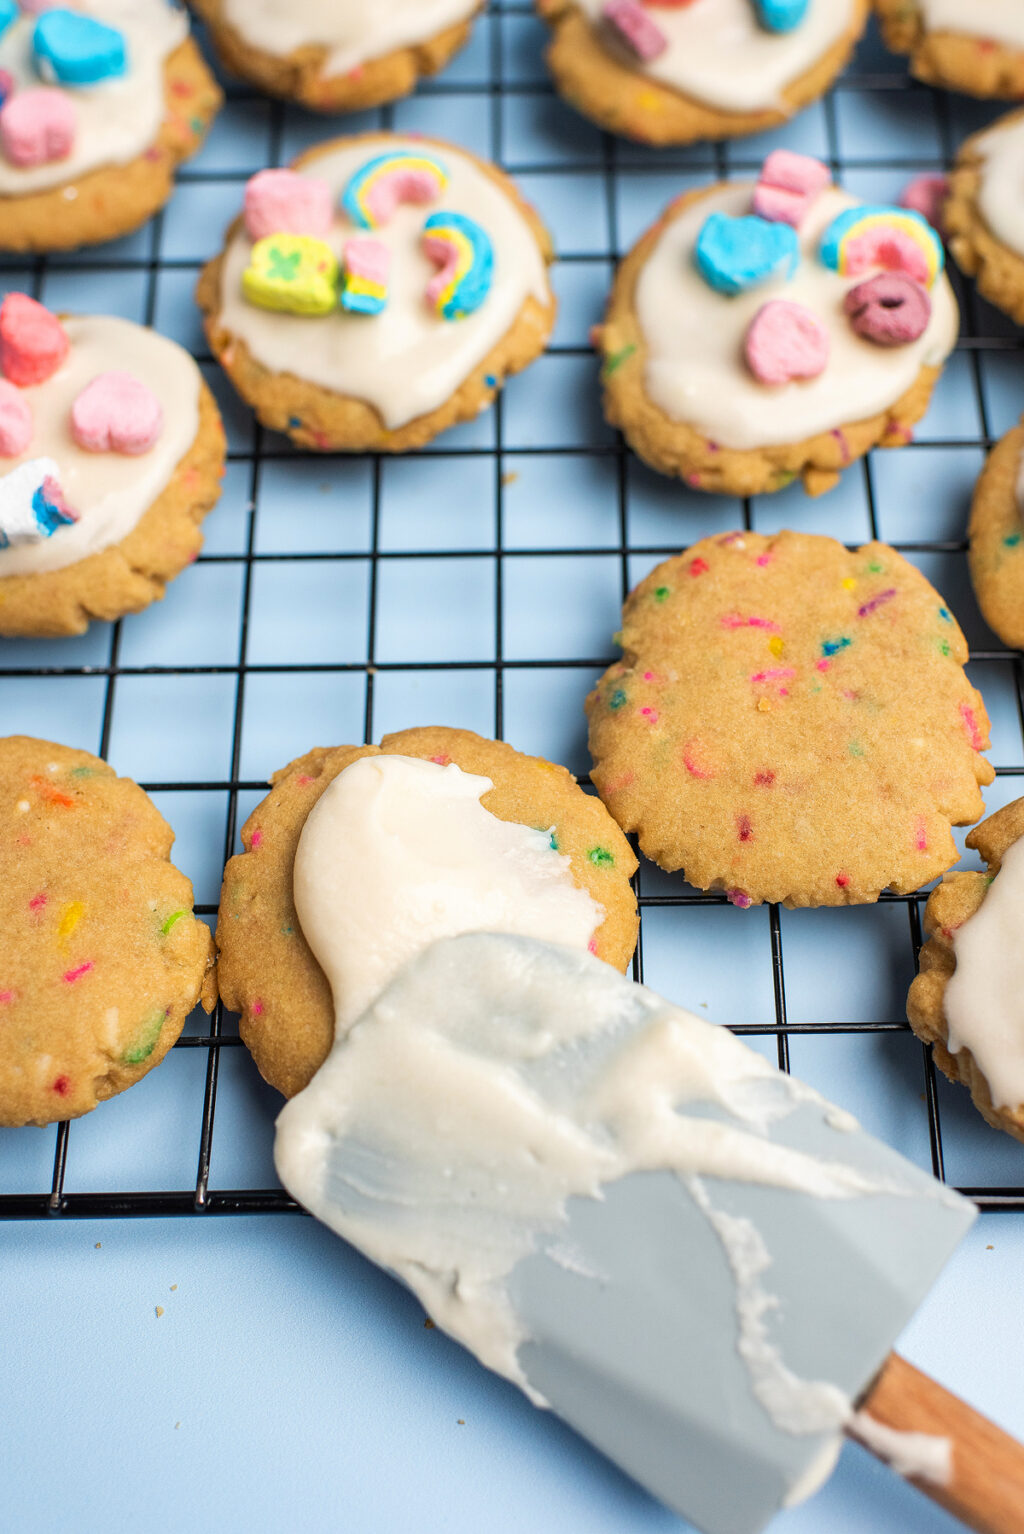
[274,933,976,1534]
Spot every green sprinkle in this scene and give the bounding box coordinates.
[1004,532,1022,549]
[937,638,951,657]
[774,471,796,489]
[121,1007,166,1065]
[160,909,186,936]
[588,847,614,868]
[867,560,885,574]
[602,343,636,377]
[822,636,852,658]
[549,832,560,852]
[69,766,97,779]
[654,586,671,603]
[612,629,624,646]
[848,741,864,758]
[280,924,294,937]
[609,688,627,710]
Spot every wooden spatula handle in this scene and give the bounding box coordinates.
[849,1352,1024,1534]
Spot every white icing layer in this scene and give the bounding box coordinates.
[0,0,187,197]
[944,833,1024,1111]
[275,933,926,1400]
[973,112,1024,261]
[634,183,959,452]
[574,0,855,114]
[291,755,603,1035]
[217,135,551,432]
[847,1409,953,1487]
[219,0,479,78]
[919,0,1024,49]
[0,315,201,578]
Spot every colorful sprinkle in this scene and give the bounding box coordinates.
[914,816,928,853]
[682,742,716,780]
[768,636,785,658]
[160,910,186,936]
[638,706,659,724]
[250,828,263,849]
[848,741,864,757]
[722,613,780,632]
[816,659,831,673]
[549,831,560,852]
[28,891,47,912]
[959,702,985,751]
[57,900,84,944]
[30,775,74,808]
[857,588,897,618]
[0,989,16,1004]
[654,586,670,602]
[821,636,852,657]
[841,577,857,592]
[52,1075,70,1097]
[609,688,627,710]
[835,872,851,888]
[588,847,615,867]
[1004,532,1022,549]
[689,557,709,577]
[62,961,93,984]
[121,1006,168,1065]
[251,999,264,1017]
[938,606,952,622]
[727,888,752,909]
[754,769,775,786]
[602,343,637,377]
[737,814,754,842]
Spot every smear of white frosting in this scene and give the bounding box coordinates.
[944,833,1024,1111]
[0,315,201,578]
[919,0,1024,49]
[572,0,855,114]
[973,112,1024,262]
[291,755,603,1036]
[634,182,959,451]
[216,135,550,432]
[0,0,187,196]
[847,1409,953,1487]
[219,0,479,78]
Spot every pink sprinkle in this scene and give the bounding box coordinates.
[430,754,451,765]
[296,774,314,786]
[751,668,795,683]
[830,428,851,464]
[28,892,48,912]
[959,702,985,750]
[836,872,851,888]
[52,1075,70,1097]
[587,938,598,955]
[642,670,660,682]
[914,817,928,853]
[250,829,263,848]
[707,441,719,454]
[754,769,775,786]
[603,771,636,796]
[816,659,831,672]
[689,558,709,577]
[0,989,15,1004]
[686,474,702,489]
[251,999,264,1017]
[638,706,659,724]
[727,889,752,910]
[722,613,780,632]
[682,742,715,780]
[62,961,93,985]
[737,814,753,842]
[857,588,897,618]
[755,554,772,567]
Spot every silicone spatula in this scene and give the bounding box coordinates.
[274,933,1024,1534]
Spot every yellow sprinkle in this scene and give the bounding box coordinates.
[636,89,662,112]
[841,577,856,591]
[58,901,85,944]
[768,636,785,658]
[757,698,771,713]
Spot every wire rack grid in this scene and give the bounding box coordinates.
[2,5,1024,1221]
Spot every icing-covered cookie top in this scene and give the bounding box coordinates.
[574,0,855,113]
[971,111,1024,261]
[0,0,186,194]
[0,309,200,577]
[216,135,551,431]
[218,0,480,77]
[918,0,1024,49]
[634,169,958,452]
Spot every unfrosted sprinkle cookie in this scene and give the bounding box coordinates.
[215,726,639,1098]
[0,735,215,1128]
[876,0,1024,99]
[536,0,868,146]
[909,798,1024,1142]
[946,107,1024,327]
[190,0,482,114]
[967,415,1024,649]
[0,294,225,637]
[0,0,220,253]
[597,155,959,496]
[586,530,993,908]
[197,134,555,454]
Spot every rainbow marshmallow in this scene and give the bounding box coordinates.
[0,456,77,549]
[819,205,944,289]
[422,212,494,322]
[341,151,449,231]
[340,238,390,315]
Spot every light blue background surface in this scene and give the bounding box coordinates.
[2,8,1024,1532]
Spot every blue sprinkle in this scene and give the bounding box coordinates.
[938,606,952,622]
[821,636,852,657]
[484,375,497,388]
[288,416,302,429]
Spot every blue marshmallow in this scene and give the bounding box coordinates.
[0,0,18,45]
[33,9,127,86]
[695,212,800,297]
[753,0,810,33]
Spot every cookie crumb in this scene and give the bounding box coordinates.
[424,1318,435,1329]
[457,1419,465,1426]
[155,1306,164,1318]
[170,1284,178,1291]
[986,1244,994,1250]
[94,1242,101,1249]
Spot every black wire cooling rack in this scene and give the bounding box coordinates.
[2,4,1024,1218]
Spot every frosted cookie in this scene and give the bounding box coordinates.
[535,0,868,147]
[586,530,994,908]
[0,0,220,254]
[0,735,215,1128]
[597,155,959,497]
[876,0,1024,99]
[215,726,639,1098]
[0,294,226,638]
[909,798,1024,1142]
[946,107,1024,327]
[190,0,482,115]
[967,415,1024,648]
[196,134,556,454]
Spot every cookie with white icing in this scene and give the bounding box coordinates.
[536,0,868,146]
[216,726,639,1098]
[196,133,556,454]
[967,416,1024,649]
[876,0,1024,99]
[0,0,220,254]
[0,294,226,638]
[598,155,959,496]
[909,797,1024,1142]
[190,0,482,114]
[0,735,215,1128]
[946,107,1024,327]
[586,530,994,908]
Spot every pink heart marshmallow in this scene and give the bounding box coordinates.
[70,372,164,455]
[243,169,333,242]
[744,299,829,386]
[0,87,76,168]
[0,293,69,387]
